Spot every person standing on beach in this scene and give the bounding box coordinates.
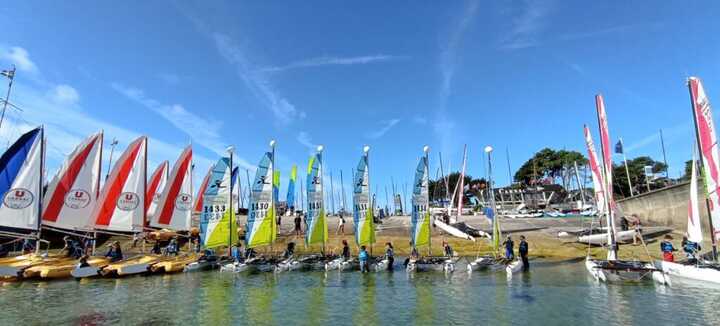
[503,235,514,260]
[294,213,302,236]
[337,214,346,235]
[519,235,529,271]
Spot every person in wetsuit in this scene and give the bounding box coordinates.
[503,235,514,260]
[519,235,529,271]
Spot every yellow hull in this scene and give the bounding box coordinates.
[150,255,198,273]
[25,257,111,279]
[22,257,78,279]
[101,255,162,276]
[0,254,65,277]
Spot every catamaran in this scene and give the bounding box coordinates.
[0,127,49,279]
[277,146,334,271]
[187,155,237,272]
[406,146,456,272]
[575,126,637,246]
[653,77,720,285]
[584,95,657,283]
[326,146,377,271]
[222,141,279,272]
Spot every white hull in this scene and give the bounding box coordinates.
[578,230,636,245]
[433,219,475,241]
[585,257,655,283]
[71,266,102,278]
[220,260,275,273]
[117,263,151,276]
[655,260,720,285]
[466,256,494,272]
[505,260,523,275]
[406,259,455,273]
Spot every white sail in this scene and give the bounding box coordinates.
[145,161,169,219]
[91,136,147,233]
[42,132,102,231]
[151,146,193,231]
[0,127,44,232]
[688,152,703,244]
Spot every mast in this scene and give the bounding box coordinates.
[36,127,45,253]
[228,146,234,249]
[365,145,373,256]
[573,161,585,208]
[438,152,450,216]
[688,78,718,260]
[340,170,346,216]
[245,169,252,209]
[660,129,670,179]
[486,146,500,256]
[330,171,335,216]
[506,146,513,185]
[425,146,431,256]
[620,138,634,197]
[270,140,276,250]
[456,145,467,223]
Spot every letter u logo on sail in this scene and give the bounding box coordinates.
[15,190,24,197]
[75,191,84,198]
[125,193,134,200]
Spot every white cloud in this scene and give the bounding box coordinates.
[213,33,304,126]
[498,1,553,50]
[261,54,406,73]
[111,82,255,170]
[297,131,318,151]
[366,119,400,139]
[49,84,80,105]
[0,46,37,72]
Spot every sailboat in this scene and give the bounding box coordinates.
[406,146,456,272]
[193,164,214,215]
[584,95,657,283]
[277,146,332,271]
[326,146,376,271]
[222,140,278,272]
[576,126,637,246]
[433,146,476,241]
[0,127,48,279]
[653,77,720,285]
[147,146,196,273]
[187,156,237,272]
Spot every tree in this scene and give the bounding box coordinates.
[612,156,668,198]
[429,172,487,205]
[682,160,693,180]
[514,148,588,186]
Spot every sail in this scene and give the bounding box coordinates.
[246,151,276,248]
[0,127,43,232]
[411,154,430,248]
[151,145,192,231]
[273,170,280,205]
[200,157,237,248]
[193,165,214,213]
[91,136,146,232]
[583,125,607,215]
[595,94,617,260]
[456,145,467,221]
[287,165,297,209]
[353,152,375,246]
[42,132,102,231]
[231,167,240,209]
[688,152,703,244]
[689,77,720,242]
[145,161,169,218]
[305,152,327,246]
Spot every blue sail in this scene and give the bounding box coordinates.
[0,127,44,232]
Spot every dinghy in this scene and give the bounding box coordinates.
[26,257,110,279]
[100,255,161,276]
[150,254,198,273]
[653,77,720,285]
[71,257,112,278]
[583,96,656,283]
[0,127,47,278]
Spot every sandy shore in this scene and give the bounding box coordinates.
[236,214,678,261]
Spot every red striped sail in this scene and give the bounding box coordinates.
[152,146,193,231]
[145,161,169,217]
[91,136,147,232]
[583,125,606,215]
[42,132,103,230]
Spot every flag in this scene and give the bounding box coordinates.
[1,69,14,80]
[615,140,623,154]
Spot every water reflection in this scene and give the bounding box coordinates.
[353,274,377,325]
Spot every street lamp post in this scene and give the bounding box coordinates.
[0,65,17,132]
[106,138,119,180]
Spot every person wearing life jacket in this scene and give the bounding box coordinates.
[358,246,369,273]
[681,235,701,264]
[503,235,515,260]
[660,234,677,262]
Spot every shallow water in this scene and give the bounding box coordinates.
[1,261,718,325]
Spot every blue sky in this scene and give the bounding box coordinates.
[1,1,720,209]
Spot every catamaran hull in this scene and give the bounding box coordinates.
[221,261,276,273]
[578,230,636,246]
[505,260,523,275]
[406,259,455,273]
[433,219,475,241]
[466,257,494,272]
[654,261,720,285]
[585,258,655,283]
